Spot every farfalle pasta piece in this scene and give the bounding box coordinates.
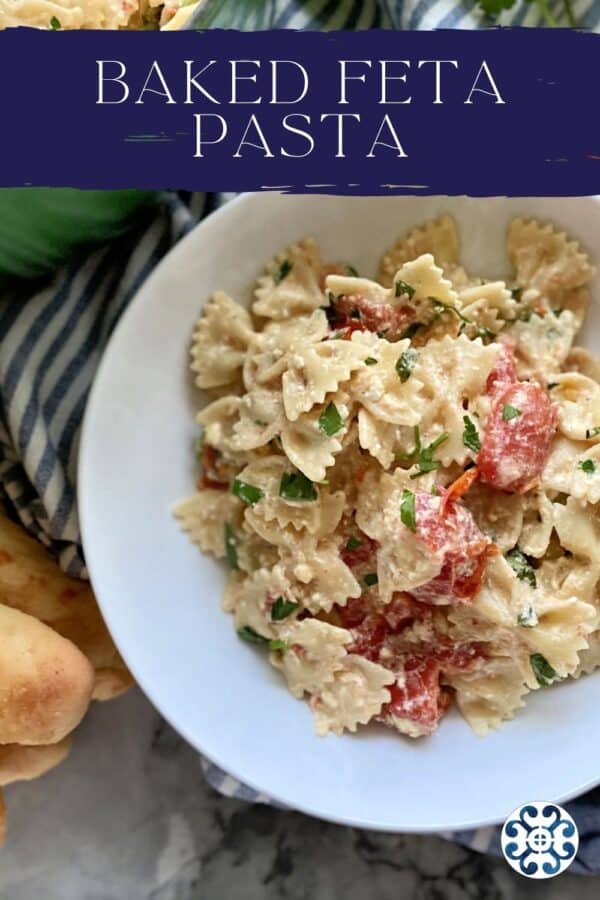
[566,346,600,383]
[542,436,600,504]
[518,489,554,558]
[197,395,243,455]
[553,496,600,564]
[270,619,351,698]
[310,654,394,736]
[448,654,531,736]
[391,253,458,309]
[174,490,242,559]
[377,215,461,287]
[253,238,324,320]
[280,393,352,483]
[357,408,398,469]
[239,455,345,543]
[190,292,254,389]
[226,564,297,638]
[551,372,600,442]
[352,337,423,427]
[573,632,600,678]
[232,386,285,451]
[463,482,524,551]
[459,281,517,335]
[282,332,373,421]
[279,538,361,613]
[510,309,579,381]
[507,218,594,303]
[537,556,600,608]
[325,274,390,304]
[244,310,329,390]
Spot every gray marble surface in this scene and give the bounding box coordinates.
[0,688,597,900]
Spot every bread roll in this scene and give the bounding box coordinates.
[0,514,132,699]
[0,604,93,745]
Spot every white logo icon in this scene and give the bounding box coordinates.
[501,801,579,879]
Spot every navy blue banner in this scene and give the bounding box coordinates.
[1,27,599,195]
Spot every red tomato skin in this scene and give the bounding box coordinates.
[478,382,558,493]
[486,343,517,397]
[328,295,414,341]
[381,658,448,735]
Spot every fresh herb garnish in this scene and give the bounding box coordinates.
[280,471,318,501]
[346,536,362,550]
[547,382,559,390]
[395,348,419,383]
[49,15,61,28]
[579,459,596,475]
[511,287,522,301]
[586,427,600,438]
[506,548,536,588]
[553,308,564,318]
[462,415,481,452]
[517,605,538,628]
[430,297,470,325]
[345,265,359,277]
[530,653,559,687]
[271,597,300,621]
[502,404,521,422]
[364,572,378,587]
[274,260,293,284]
[400,489,417,532]
[395,280,415,299]
[409,432,449,479]
[364,357,378,366]
[517,306,533,323]
[224,523,238,570]
[232,479,263,506]
[318,402,344,437]
[238,627,288,651]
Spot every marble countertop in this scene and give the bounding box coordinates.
[0,688,596,900]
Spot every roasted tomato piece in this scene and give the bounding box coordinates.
[432,640,486,675]
[346,613,388,662]
[327,294,414,341]
[486,343,517,396]
[336,594,369,629]
[408,491,492,606]
[199,445,228,490]
[478,381,558,493]
[381,658,450,736]
[341,530,379,570]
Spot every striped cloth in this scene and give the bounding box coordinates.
[4,0,600,869]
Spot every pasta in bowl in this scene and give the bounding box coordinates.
[176,215,600,741]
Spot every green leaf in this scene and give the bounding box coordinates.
[502,404,521,422]
[395,280,415,299]
[238,627,288,652]
[547,382,559,391]
[430,297,470,325]
[364,357,378,366]
[345,265,359,277]
[231,479,263,506]
[530,653,558,687]
[280,471,317,501]
[409,432,450,479]
[364,572,378,587]
[401,322,424,341]
[49,15,61,28]
[505,548,536,588]
[517,605,538,628]
[271,597,299,621]
[586,427,600,438]
[268,639,288,651]
[395,348,419,383]
[318,402,344,437]
[274,260,293,285]
[579,459,596,475]
[553,308,564,318]
[462,415,481,452]
[346,536,362,550]
[400,489,417,532]
[224,523,238,570]
[510,287,522,300]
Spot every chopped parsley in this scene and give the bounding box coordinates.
[395,280,415,300]
[547,382,559,390]
[505,548,536,588]
[318,402,344,437]
[270,597,300,621]
[579,459,596,475]
[364,357,378,366]
[49,15,61,27]
[517,305,533,323]
[224,523,238,570]
[395,348,419,383]
[346,536,362,550]
[345,264,359,277]
[238,627,288,651]
[274,260,293,284]
[364,572,378,587]
[586,426,600,439]
[400,488,417,532]
[517,605,539,628]
[553,308,564,318]
[530,653,559,687]
[401,321,424,341]
[502,404,521,422]
[430,297,470,325]
[231,479,263,506]
[511,287,522,301]
[462,415,481,452]
[410,431,449,479]
[279,471,317,501]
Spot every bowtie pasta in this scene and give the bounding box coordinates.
[176,215,600,739]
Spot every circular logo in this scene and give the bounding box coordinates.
[501,802,579,879]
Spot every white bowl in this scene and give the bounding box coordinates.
[79,193,600,832]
